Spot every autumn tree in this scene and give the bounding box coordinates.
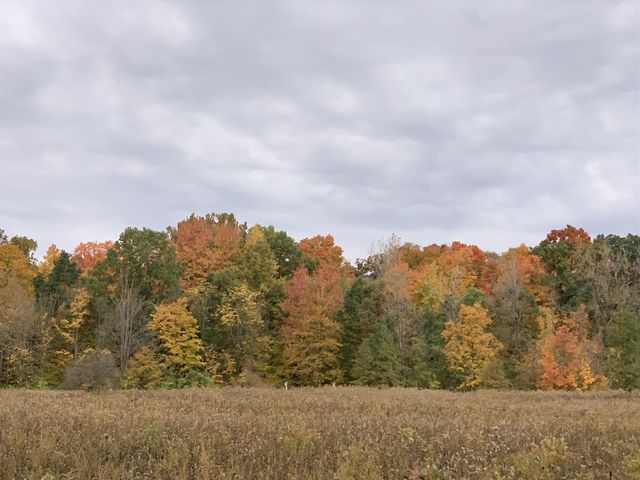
[218,283,263,376]
[0,270,50,385]
[8,235,37,262]
[168,213,243,290]
[59,288,91,360]
[442,302,503,390]
[39,244,61,277]
[490,247,544,382]
[299,234,346,274]
[71,241,112,272]
[123,346,163,389]
[148,301,204,372]
[281,265,344,385]
[537,306,606,391]
[0,243,36,293]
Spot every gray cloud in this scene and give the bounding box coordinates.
[0,0,638,260]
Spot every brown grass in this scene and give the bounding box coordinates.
[1,388,639,479]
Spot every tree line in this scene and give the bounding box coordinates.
[0,218,638,390]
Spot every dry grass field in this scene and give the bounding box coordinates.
[1,388,639,480]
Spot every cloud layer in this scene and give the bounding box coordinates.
[1,0,638,259]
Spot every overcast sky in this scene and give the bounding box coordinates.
[1,1,639,261]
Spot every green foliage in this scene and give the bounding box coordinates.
[97,228,181,307]
[1,218,638,391]
[533,225,591,309]
[460,287,489,308]
[406,335,442,388]
[352,321,403,386]
[261,225,303,278]
[161,368,217,389]
[9,235,38,261]
[336,277,382,381]
[33,251,80,316]
[604,310,640,390]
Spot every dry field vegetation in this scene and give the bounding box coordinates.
[1,388,639,480]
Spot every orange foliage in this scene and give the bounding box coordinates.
[71,241,113,272]
[546,225,591,247]
[537,306,606,391]
[498,244,551,304]
[169,214,242,289]
[281,264,344,384]
[299,235,345,272]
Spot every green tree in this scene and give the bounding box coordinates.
[533,225,591,309]
[261,225,302,279]
[96,228,181,307]
[34,251,80,317]
[335,277,381,381]
[9,235,37,262]
[604,310,640,390]
[351,321,403,386]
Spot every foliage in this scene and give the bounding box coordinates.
[604,310,640,390]
[536,307,606,391]
[442,302,503,390]
[351,321,403,386]
[281,266,344,385]
[61,349,119,391]
[71,241,113,272]
[123,346,163,389]
[148,301,205,372]
[97,227,181,306]
[0,220,636,391]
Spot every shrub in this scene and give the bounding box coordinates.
[61,349,119,391]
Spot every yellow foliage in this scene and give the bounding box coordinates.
[125,346,163,389]
[39,244,60,276]
[442,302,502,390]
[148,301,204,372]
[0,243,35,294]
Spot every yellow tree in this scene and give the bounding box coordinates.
[218,283,263,375]
[39,244,61,276]
[442,302,502,389]
[148,301,204,372]
[57,288,91,360]
[124,346,163,389]
[0,243,36,293]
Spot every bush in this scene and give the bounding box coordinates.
[61,349,119,391]
[161,369,216,389]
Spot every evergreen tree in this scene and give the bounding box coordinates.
[352,321,403,386]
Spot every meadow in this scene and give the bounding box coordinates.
[1,388,639,479]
